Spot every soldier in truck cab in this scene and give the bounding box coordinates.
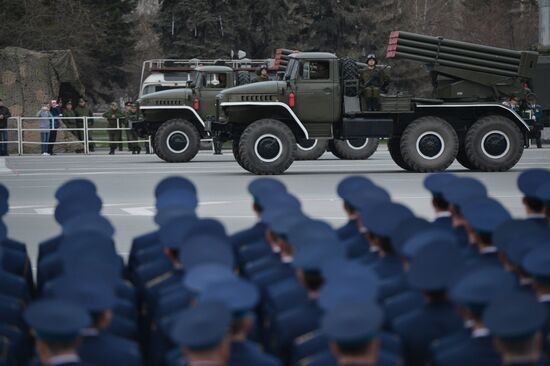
[360,53,390,111]
[254,65,270,83]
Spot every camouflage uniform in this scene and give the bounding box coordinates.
[253,74,270,83]
[102,108,125,154]
[360,67,390,111]
[124,110,140,153]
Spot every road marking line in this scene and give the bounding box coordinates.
[121,207,155,216]
[34,208,54,215]
[0,158,11,173]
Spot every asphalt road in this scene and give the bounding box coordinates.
[1,146,549,266]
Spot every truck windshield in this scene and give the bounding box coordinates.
[284,59,298,80]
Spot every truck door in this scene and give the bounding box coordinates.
[197,72,229,118]
[293,60,334,124]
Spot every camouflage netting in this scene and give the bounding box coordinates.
[0,47,86,153]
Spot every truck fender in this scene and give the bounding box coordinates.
[139,105,206,129]
[416,103,530,132]
[220,101,310,139]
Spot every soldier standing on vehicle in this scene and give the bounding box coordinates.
[360,54,390,111]
[124,102,141,154]
[103,102,125,155]
[253,65,270,83]
[75,98,95,152]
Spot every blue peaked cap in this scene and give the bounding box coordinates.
[155,176,197,198]
[441,177,487,207]
[322,301,383,344]
[517,169,550,198]
[55,179,97,202]
[423,173,457,196]
[24,299,90,341]
[461,198,511,234]
[360,201,414,237]
[171,300,231,349]
[484,290,546,339]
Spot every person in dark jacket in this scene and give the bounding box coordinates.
[0,99,12,156]
[48,100,62,155]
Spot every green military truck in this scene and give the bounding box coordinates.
[212,31,540,175]
[132,50,380,162]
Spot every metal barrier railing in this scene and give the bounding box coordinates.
[6,116,152,155]
[0,117,22,155]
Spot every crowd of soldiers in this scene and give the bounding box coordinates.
[1,169,550,365]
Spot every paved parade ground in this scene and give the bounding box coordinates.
[1,146,549,265]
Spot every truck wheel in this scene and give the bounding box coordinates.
[342,58,359,97]
[238,119,296,175]
[330,138,379,160]
[154,119,201,163]
[456,137,478,171]
[237,71,251,86]
[388,136,413,171]
[295,139,328,160]
[232,137,249,170]
[464,115,523,172]
[400,116,458,172]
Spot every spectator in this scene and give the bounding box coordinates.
[37,104,52,156]
[48,100,61,155]
[0,98,12,156]
[74,98,95,152]
[102,102,125,155]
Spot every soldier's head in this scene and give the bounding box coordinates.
[78,98,86,107]
[509,95,519,107]
[367,54,377,67]
[260,65,268,76]
[110,102,118,111]
[65,101,73,110]
[125,101,133,112]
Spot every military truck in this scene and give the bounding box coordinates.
[211,31,539,175]
[133,49,379,162]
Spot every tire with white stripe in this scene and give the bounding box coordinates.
[154,119,201,162]
[238,119,296,175]
[464,115,523,172]
[295,139,328,160]
[400,116,458,172]
[329,138,379,160]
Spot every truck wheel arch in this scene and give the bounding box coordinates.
[221,102,310,140]
[140,106,208,137]
[415,103,530,134]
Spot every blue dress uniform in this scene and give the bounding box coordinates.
[522,246,550,355]
[231,178,288,251]
[423,172,457,228]
[394,240,464,366]
[199,277,281,366]
[434,266,518,366]
[460,197,512,267]
[335,176,375,240]
[170,301,232,366]
[484,290,548,366]
[320,300,386,366]
[517,169,550,227]
[49,271,142,365]
[340,186,391,260]
[24,299,92,366]
[358,202,414,281]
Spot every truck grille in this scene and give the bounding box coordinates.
[240,95,275,102]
